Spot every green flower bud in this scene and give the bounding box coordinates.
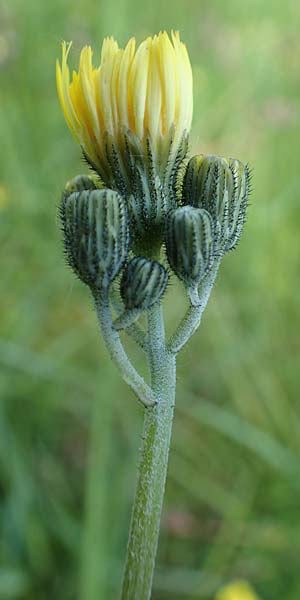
[226,157,251,251]
[182,154,250,253]
[166,206,214,306]
[60,188,130,293]
[114,257,168,330]
[121,257,169,310]
[63,174,100,195]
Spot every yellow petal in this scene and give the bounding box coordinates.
[118,37,136,131]
[110,48,123,134]
[157,31,176,133]
[145,36,162,143]
[56,41,80,140]
[98,37,119,135]
[128,38,151,138]
[78,46,100,138]
[171,30,193,136]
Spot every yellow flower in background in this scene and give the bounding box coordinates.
[56,31,192,176]
[216,580,262,600]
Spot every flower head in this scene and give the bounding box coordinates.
[57,31,193,243]
[56,31,193,180]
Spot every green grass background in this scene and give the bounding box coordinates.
[1,0,300,598]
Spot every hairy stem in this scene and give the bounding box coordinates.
[168,260,221,354]
[110,289,148,351]
[94,295,155,407]
[121,303,176,600]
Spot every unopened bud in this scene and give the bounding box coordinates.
[114,257,168,330]
[166,206,214,305]
[63,174,99,195]
[60,188,130,293]
[182,154,250,253]
[121,257,169,310]
[226,157,251,251]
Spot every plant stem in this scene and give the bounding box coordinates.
[168,259,221,354]
[94,296,155,407]
[110,289,148,352]
[121,303,176,600]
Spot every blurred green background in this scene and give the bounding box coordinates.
[1,0,300,598]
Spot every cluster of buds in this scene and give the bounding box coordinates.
[167,154,250,304]
[58,32,250,318]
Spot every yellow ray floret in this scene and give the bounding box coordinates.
[56,31,193,168]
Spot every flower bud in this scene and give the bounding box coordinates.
[226,157,250,251]
[60,188,130,293]
[114,257,168,330]
[166,206,214,305]
[63,174,99,195]
[182,154,250,253]
[121,257,169,310]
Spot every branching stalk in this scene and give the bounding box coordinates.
[121,303,176,600]
[94,295,155,407]
[168,259,221,354]
[110,289,148,352]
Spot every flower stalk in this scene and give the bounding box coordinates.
[94,295,156,408]
[56,29,251,600]
[121,303,176,599]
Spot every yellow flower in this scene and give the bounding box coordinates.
[57,31,193,244]
[56,31,192,176]
[216,580,262,600]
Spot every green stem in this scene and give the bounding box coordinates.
[94,296,155,407]
[110,290,148,352]
[168,259,221,354]
[121,303,176,600]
